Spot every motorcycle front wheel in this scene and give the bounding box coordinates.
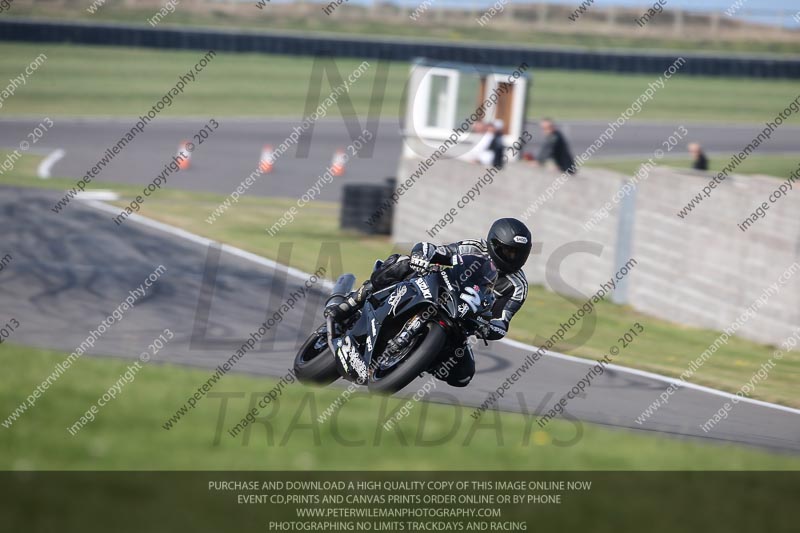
[368,322,446,394]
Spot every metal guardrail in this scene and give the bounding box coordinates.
[1,18,799,78]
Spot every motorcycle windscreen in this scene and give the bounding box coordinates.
[449,256,497,296]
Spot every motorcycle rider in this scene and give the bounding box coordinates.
[325,218,532,387]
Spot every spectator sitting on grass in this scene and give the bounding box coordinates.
[533,118,576,174]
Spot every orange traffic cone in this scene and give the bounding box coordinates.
[176,141,192,170]
[330,148,347,177]
[259,145,275,173]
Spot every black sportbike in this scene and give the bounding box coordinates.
[293,256,497,393]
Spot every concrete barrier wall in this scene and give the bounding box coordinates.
[630,167,800,347]
[393,155,800,348]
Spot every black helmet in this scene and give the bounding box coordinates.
[487,218,532,273]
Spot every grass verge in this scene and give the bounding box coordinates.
[6,4,800,56]
[1,43,799,122]
[1,343,798,470]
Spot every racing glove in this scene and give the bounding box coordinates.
[474,317,508,340]
[409,254,432,275]
[474,321,492,339]
[486,318,508,340]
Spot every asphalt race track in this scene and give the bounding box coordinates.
[1,187,798,452]
[2,118,800,202]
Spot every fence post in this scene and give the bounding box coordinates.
[607,6,617,30]
[710,11,721,39]
[612,177,638,305]
[674,9,685,36]
[538,3,549,29]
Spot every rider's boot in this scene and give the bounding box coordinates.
[324,281,373,322]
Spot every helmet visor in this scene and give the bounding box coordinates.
[491,238,520,265]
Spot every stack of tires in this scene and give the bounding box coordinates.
[339,178,396,235]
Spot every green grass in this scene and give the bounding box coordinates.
[2,42,799,122]
[591,154,800,179]
[1,343,798,470]
[2,150,798,409]
[7,3,800,56]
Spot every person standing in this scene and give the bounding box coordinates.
[689,143,709,171]
[534,119,576,174]
[487,120,506,169]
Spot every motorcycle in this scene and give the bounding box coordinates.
[293,255,497,393]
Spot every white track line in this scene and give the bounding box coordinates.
[86,200,334,291]
[37,148,65,179]
[500,337,800,416]
[85,199,800,417]
[75,191,120,201]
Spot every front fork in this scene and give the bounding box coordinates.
[386,312,430,355]
[326,316,337,354]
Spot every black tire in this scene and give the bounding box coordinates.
[368,322,446,394]
[294,327,340,386]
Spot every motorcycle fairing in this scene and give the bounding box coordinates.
[331,272,441,383]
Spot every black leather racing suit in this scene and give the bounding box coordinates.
[400,239,528,386]
[411,240,528,341]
